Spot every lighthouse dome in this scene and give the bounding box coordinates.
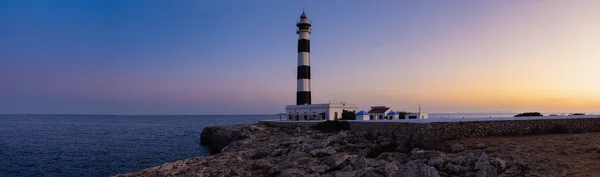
[356,110,368,115]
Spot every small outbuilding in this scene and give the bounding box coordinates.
[386,111,399,120]
[368,106,390,120]
[355,110,369,120]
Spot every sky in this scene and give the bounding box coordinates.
[1,0,599,115]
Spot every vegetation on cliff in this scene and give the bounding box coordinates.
[514,112,543,117]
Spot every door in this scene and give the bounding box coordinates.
[334,112,338,120]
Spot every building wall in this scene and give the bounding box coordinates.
[356,114,369,120]
[285,104,357,121]
[285,105,356,121]
[285,107,328,121]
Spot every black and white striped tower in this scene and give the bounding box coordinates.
[296,10,311,105]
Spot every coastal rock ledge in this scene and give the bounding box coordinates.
[115,124,600,177]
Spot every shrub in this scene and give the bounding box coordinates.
[312,120,350,133]
[340,109,356,120]
[549,125,568,134]
[514,112,543,117]
[397,111,409,119]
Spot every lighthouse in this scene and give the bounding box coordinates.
[285,11,357,121]
[296,10,311,105]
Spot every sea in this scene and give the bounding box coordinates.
[0,112,548,176]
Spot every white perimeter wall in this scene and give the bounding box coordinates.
[285,106,357,121]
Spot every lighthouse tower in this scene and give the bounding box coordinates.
[296,10,312,105]
[284,11,357,121]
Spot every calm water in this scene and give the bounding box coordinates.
[0,115,273,177]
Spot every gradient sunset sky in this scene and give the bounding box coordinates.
[1,0,599,114]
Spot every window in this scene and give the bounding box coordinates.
[288,115,292,119]
[304,115,307,120]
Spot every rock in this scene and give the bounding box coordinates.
[452,153,475,167]
[295,127,302,134]
[427,157,445,168]
[324,153,351,169]
[200,126,248,154]
[473,152,490,170]
[334,170,357,177]
[377,152,409,164]
[341,165,353,171]
[443,163,469,174]
[279,168,308,177]
[475,143,486,149]
[319,140,331,147]
[409,150,446,161]
[403,162,441,177]
[491,158,507,170]
[348,155,369,169]
[309,165,329,173]
[374,162,400,176]
[355,167,385,177]
[450,143,465,153]
[309,147,337,157]
[475,166,497,177]
[287,151,310,159]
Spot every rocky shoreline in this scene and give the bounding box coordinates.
[116,123,600,177]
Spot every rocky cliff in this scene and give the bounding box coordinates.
[115,124,543,177]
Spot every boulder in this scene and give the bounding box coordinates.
[374,162,401,176]
[200,126,249,154]
[355,167,385,177]
[443,163,469,174]
[309,165,329,173]
[409,150,446,161]
[491,158,507,170]
[348,155,369,169]
[402,162,441,177]
[473,152,490,170]
[324,153,351,169]
[450,143,465,153]
[452,153,475,167]
[475,166,497,177]
[334,171,357,177]
[427,157,445,168]
[279,168,308,177]
[309,147,337,157]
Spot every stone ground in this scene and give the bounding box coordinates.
[115,124,600,177]
[448,133,600,177]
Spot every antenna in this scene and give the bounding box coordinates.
[419,104,421,114]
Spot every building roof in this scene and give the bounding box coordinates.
[387,111,398,115]
[356,110,368,115]
[368,106,390,114]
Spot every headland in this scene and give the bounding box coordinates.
[116,115,600,177]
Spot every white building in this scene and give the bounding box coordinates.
[355,110,369,120]
[285,103,358,121]
[405,112,428,119]
[367,106,391,120]
[386,111,400,120]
